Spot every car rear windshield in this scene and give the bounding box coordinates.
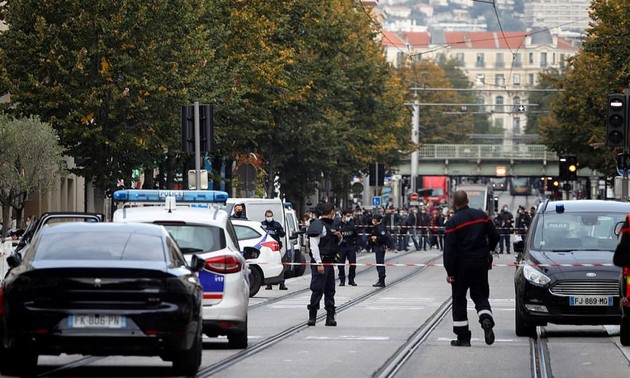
[34,232,166,261]
[161,224,225,254]
[532,212,626,251]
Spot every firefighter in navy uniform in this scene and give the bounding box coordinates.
[261,209,288,290]
[370,214,389,288]
[306,202,342,326]
[443,190,500,347]
[333,209,359,286]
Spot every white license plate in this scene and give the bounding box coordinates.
[70,314,126,328]
[569,296,613,306]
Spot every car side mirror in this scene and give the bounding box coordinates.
[190,254,205,272]
[6,253,22,269]
[615,221,625,237]
[243,246,260,260]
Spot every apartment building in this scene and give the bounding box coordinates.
[381,29,579,144]
[524,0,591,32]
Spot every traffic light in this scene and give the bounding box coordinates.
[182,105,195,153]
[558,156,568,180]
[566,156,578,180]
[607,94,627,147]
[368,163,384,186]
[181,104,214,153]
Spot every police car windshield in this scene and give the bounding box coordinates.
[161,224,225,254]
[532,212,625,251]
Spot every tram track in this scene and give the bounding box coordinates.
[196,252,444,377]
[531,326,552,378]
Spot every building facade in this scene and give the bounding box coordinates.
[381,29,580,145]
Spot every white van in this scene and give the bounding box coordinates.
[226,198,306,278]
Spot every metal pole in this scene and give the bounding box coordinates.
[411,93,419,194]
[194,100,201,190]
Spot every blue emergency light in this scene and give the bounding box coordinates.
[113,189,228,204]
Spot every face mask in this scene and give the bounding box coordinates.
[345,217,352,222]
[266,217,273,222]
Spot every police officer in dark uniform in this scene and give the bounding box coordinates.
[333,209,358,286]
[306,202,342,326]
[370,214,389,288]
[261,209,288,290]
[444,190,500,347]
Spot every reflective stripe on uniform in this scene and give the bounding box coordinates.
[453,320,468,327]
[478,309,493,318]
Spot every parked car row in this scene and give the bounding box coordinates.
[0,190,307,376]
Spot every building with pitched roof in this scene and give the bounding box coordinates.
[382,29,579,144]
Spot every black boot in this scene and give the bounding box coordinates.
[325,310,337,326]
[348,279,357,286]
[307,309,317,326]
[372,278,385,288]
[450,331,471,347]
[481,317,495,345]
[339,277,345,286]
[279,283,288,290]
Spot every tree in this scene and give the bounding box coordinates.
[538,0,627,176]
[0,114,64,237]
[0,0,213,207]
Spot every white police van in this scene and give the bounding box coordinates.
[112,189,257,349]
[226,198,306,279]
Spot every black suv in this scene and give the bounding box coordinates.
[514,200,630,337]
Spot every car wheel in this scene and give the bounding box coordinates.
[0,344,38,376]
[621,315,630,346]
[294,252,306,277]
[172,326,202,376]
[249,266,263,298]
[228,319,248,349]
[515,297,536,337]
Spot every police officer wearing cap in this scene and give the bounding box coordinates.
[370,213,389,288]
[306,202,342,326]
[444,190,500,347]
[333,209,358,286]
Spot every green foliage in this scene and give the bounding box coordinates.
[539,0,630,176]
[0,113,64,236]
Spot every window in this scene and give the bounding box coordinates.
[513,96,521,113]
[513,73,521,85]
[513,53,522,67]
[495,74,505,86]
[477,96,485,112]
[396,52,404,68]
[476,53,485,67]
[161,224,225,254]
[540,52,547,68]
[529,52,534,64]
[456,53,465,65]
[513,117,521,134]
[476,74,485,85]
[528,73,535,86]
[495,96,504,113]
[234,225,263,241]
[495,53,504,68]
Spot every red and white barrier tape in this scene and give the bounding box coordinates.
[276,262,616,268]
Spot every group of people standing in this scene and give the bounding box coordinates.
[304,193,499,349]
[491,204,536,254]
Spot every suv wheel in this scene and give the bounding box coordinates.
[172,326,202,376]
[294,252,306,277]
[621,315,630,346]
[228,319,248,349]
[515,297,536,337]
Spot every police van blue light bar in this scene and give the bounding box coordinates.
[113,189,228,203]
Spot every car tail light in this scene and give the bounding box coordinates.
[625,267,630,299]
[261,240,280,252]
[205,255,242,274]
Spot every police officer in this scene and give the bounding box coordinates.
[443,190,500,347]
[333,209,358,286]
[261,210,287,290]
[306,202,342,326]
[370,214,389,288]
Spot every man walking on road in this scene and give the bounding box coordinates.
[443,190,500,347]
